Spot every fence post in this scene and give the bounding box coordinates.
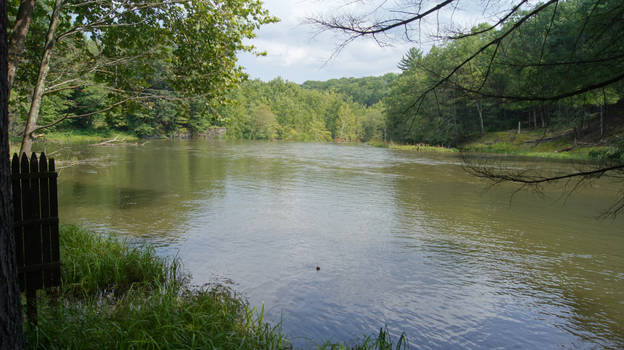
[48,157,60,287]
[11,154,24,291]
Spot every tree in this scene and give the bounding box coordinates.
[1,0,25,346]
[10,0,277,153]
[252,104,279,140]
[7,0,37,94]
[313,0,624,215]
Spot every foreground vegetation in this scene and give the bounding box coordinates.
[26,225,409,350]
[25,225,288,350]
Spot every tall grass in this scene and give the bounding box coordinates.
[59,225,176,297]
[319,328,409,350]
[25,225,288,350]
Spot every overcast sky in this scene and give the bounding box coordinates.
[237,0,415,84]
[236,0,501,84]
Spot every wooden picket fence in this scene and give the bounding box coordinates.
[11,152,60,323]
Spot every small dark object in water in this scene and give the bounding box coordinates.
[316,266,320,271]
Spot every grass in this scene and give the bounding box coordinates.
[40,130,139,144]
[368,140,458,153]
[460,143,598,160]
[319,328,409,350]
[375,128,615,161]
[460,129,610,161]
[389,143,458,153]
[25,225,288,350]
[24,226,412,349]
[9,130,140,156]
[59,225,174,297]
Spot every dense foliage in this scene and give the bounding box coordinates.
[382,0,624,147]
[302,73,397,107]
[217,78,385,142]
[8,0,277,152]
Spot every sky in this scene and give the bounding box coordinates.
[237,0,415,84]
[237,0,501,84]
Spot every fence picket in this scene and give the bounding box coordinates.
[20,154,34,292]
[39,153,53,288]
[28,153,44,291]
[11,154,25,290]
[48,158,60,286]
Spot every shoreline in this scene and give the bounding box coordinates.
[10,128,614,163]
[27,225,406,349]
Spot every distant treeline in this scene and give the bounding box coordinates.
[12,0,623,150]
[301,74,397,107]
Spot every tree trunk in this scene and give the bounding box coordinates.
[600,89,606,138]
[20,0,62,154]
[476,100,484,139]
[1,0,26,346]
[8,0,36,92]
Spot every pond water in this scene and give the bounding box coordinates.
[50,140,623,348]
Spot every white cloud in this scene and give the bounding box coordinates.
[238,0,414,83]
[238,0,495,83]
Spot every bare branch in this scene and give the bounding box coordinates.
[466,162,624,185]
[309,0,455,38]
[447,0,530,40]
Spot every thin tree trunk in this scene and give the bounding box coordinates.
[20,0,62,154]
[476,100,484,139]
[8,0,36,92]
[7,0,37,132]
[600,88,606,138]
[1,0,26,346]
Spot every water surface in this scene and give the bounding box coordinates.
[52,140,624,349]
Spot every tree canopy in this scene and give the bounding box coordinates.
[8,0,278,153]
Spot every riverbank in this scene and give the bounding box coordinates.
[12,127,620,163]
[371,126,623,162]
[26,225,407,350]
[25,225,288,350]
[459,128,616,161]
[9,131,140,155]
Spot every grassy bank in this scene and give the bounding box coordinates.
[372,128,624,162]
[460,129,611,160]
[9,130,140,155]
[26,225,409,350]
[25,225,287,350]
[37,130,140,144]
[367,140,458,153]
[389,143,458,153]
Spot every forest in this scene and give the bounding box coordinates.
[6,0,624,160]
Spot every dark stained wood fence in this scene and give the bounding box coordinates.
[11,152,60,322]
